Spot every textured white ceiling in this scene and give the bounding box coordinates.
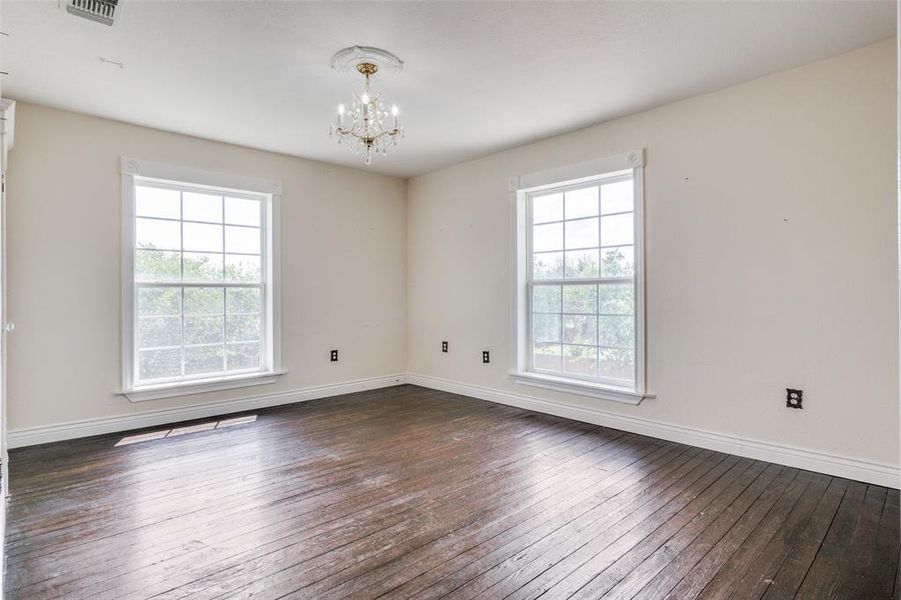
[0,1,895,177]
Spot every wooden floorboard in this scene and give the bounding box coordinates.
[4,384,898,599]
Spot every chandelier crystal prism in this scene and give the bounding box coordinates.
[329,46,404,165]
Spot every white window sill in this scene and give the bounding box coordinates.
[509,371,654,405]
[119,371,285,402]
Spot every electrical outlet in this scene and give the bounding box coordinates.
[786,388,802,409]
[482,350,490,364]
[330,349,339,362]
[441,341,448,353]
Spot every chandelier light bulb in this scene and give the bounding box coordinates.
[361,92,371,105]
[337,103,345,115]
[391,104,399,117]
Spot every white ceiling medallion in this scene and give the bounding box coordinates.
[330,46,404,165]
[331,46,404,74]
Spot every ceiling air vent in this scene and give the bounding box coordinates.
[64,0,120,26]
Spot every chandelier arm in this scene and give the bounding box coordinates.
[336,129,398,141]
[371,128,400,141]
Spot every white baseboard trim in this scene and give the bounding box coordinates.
[407,372,900,489]
[8,373,408,449]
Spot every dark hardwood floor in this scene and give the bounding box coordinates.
[4,384,899,599]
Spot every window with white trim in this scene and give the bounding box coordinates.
[121,159,280,399]
[513,151,649,403]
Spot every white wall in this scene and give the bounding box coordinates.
[406,39,899,469]
[6,102,407,431]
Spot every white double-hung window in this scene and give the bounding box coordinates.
[512,150,652,404]
[120,158,281,401]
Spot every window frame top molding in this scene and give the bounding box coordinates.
[510,149,653,405]
[119,157,283,402]
[121,157,283,195]
[509,149,645,193]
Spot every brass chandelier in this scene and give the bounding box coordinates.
[330,47,404,165]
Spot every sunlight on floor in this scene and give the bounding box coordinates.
[115,414,258,446]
